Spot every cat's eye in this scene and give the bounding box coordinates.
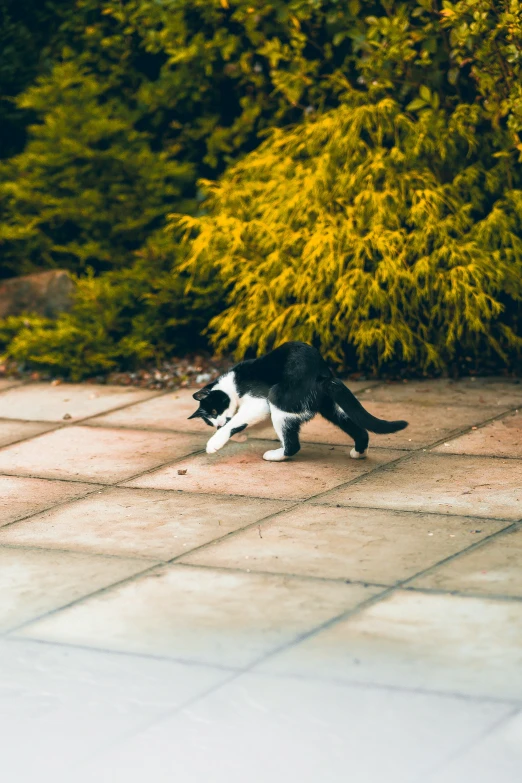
[211,409,217,416]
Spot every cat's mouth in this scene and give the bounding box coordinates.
[216,417,232,430]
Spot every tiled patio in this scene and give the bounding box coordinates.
[1,377,521,782]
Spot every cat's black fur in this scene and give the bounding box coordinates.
[188,341,408,461]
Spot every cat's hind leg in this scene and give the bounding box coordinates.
[263,404,305,462]
[319,397,369,459]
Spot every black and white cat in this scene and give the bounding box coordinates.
[188,341,408,461]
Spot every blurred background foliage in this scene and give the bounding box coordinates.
[0,0,521,378]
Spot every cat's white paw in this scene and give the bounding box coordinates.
[206,433,228,454]
[350,447,368,460]
[263,448,288,462]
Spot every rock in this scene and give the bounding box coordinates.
[0,270,75,319]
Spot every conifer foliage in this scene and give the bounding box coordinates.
[178,89,522,371]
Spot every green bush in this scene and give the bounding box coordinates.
[0,62,193,278]
[2,1,522,375]
[1,238,219,379]
[0,0,73,160]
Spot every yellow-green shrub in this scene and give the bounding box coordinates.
[177,91,522,372]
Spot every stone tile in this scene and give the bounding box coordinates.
[86,381,379,433]
[182,505,504,584]
[18,564,378,667]
[0,418,56,447]
[0,547,151,632]
[0,425,204,483]
[0,382,157,422]
[411,527,522,598]
[124,439,402,500]
[87,388,203,433]
[318,453,522,519]
[261,591,522,699]
[84,673,510,783]
[363,377,521,408]
[430,709,522,783]
[0,475,101,527]
[0,637,230,783]
[434,411,522,458]
[0,379,22,391]
[0,487,288,560]
[250,402,495,450]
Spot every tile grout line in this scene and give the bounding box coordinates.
[2,558,163,637]
[403,584,522,603]
[0,540,159,564]
[0,422,63,450]
[421,704,522,783]
[1,633,240,672]
[0,482,109,529]
[400,519,522,590]
[170,561,522,603]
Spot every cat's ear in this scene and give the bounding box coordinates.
[193,386,212,401]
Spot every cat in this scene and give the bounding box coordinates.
[188,341,408,461]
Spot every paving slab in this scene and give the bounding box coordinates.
[0,425,204,483]
[411,527,522,598]
[0,379,22,392]
[0,637,231,783]
[0,547,152,632]
[317,452,522,519]
[17,564,379,667]
[124,440,403,500]
[0,418,56,448]
[0,382,157,422]
[260,590,522,700]
[429,709,522,783]
[82,672,511,783]
[86,381,378,433]
[0,487,288,560]
[434,410,522,458]
[181,505,505,584]
[249,401,496,450]
[363,377,522,408]
[0,475,102,527]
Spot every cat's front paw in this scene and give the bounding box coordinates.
[206,432,228,454]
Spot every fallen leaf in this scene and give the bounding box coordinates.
[177,469,187,475]
[62,413,72,420]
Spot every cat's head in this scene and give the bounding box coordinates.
[188,385,232,428]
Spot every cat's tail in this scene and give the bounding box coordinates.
[325,378,408,434]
